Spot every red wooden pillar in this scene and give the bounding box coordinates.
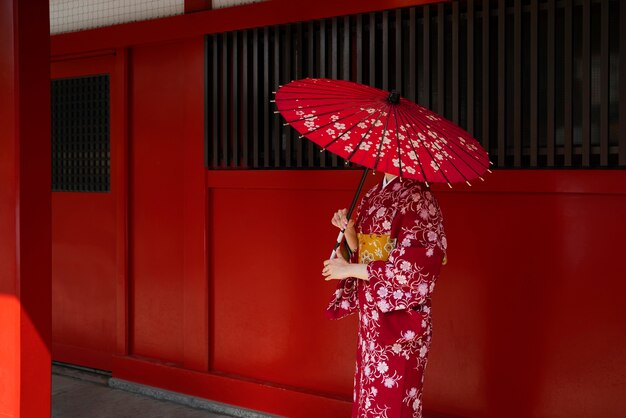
[0,0,51,417]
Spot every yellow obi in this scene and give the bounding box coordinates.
[357,233,396,264]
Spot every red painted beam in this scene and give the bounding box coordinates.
[205,169,626,195]
[185,0,212,13]
[0,0,51,416]
[51,0,448,57]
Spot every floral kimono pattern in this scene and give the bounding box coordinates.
[326,177,447,418]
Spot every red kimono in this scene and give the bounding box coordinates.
[326,177,447,418]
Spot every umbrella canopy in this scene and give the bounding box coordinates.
[274,78,491,187]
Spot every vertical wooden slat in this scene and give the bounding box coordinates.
[319,20,326,167]
[252,29,259,168]
[546,0,555,167]
[222,33,229,167]
[369,13,376,87]
[263,27,270,167]
[285,25,292,168]
[513,0,521,167]
[320,20,327,78]
[600,0,609,166]
[409,8,416,103]
[342,16,349,170]
[467,0,474,134]
[423,5,430,108]
[343,16,350,81]
[396,9,402,92]
[232,31,239,168]
[564,0,573,166]
[251,28,260,168]
[437,3,444,115]
[482,0,489,153]
[582,0,591,167]
[242,31,249,167]
[330,18,338,166]
[211,36,219,168]
[382,11,389,91]
[331,17,339,79]
[306,21,314,167]
[296,23,303,167]
[481,0,491,152]
[451,2,458,124]
[204,38,209,168]
[621,0,626,165]
[356,14,363,83]
[273,27,281,168]
[530,0,538,167]
[498,0,505,167]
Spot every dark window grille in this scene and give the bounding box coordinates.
[205,0,625,169]
[51,75,111,192]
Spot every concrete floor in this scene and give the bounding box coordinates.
[52,374,231,418]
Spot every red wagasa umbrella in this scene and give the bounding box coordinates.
[273,78,491,257]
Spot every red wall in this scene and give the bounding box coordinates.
[129,38,208,370]
[426,172,626,417]
[51,54,127,371]
[49,1,626,417]
[202,170,626,418]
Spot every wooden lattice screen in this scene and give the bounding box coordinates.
[206,0,625,169]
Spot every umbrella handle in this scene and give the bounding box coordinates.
[328,168,370,260]
[329,230,345,260]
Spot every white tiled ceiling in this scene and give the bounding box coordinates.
[50,0,269,34]
[50,0,185,34]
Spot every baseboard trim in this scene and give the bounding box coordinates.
[109,377,281,418]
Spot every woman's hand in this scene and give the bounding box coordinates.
[322,257,369,281]
[331,208,358,252]
[331,208,354,231]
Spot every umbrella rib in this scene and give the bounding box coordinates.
[394,108,432,186]
[405,103,490,166]
[321,104,388,150]
[401,109,487,182]
[403,111,472,185]
[372,107,392,173]
[346,105,388,162]
[396,109,455,187]
[427,119,491,169]
[294,100,382,138]
[279,85,378,99]
[291,78,383,97]
[392,106,403,181]
[276,98,379,113]
[279,80,385,102]
[274,95,377,101]
[412,108,490,167]
[280,103,376,124]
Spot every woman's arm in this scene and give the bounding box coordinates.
[322,257,369,281]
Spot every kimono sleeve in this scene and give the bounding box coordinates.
[366,188,447,313]
[325,187,372,320]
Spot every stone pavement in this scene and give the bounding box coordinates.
[51,365,274,418]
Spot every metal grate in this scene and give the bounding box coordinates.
[205,0,625,169]
[51,75,111,192]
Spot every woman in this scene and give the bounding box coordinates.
[322,172,447,418]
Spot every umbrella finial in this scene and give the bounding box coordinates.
[388,90,401,104]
